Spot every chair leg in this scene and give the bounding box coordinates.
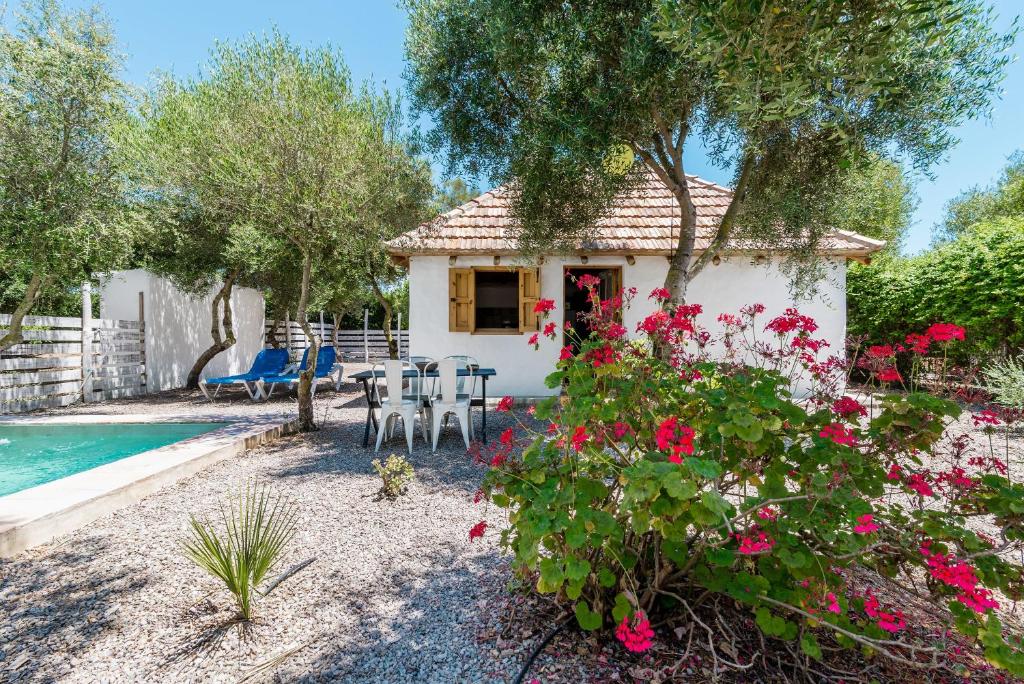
[199,382,212,401]
[375,412,390,452]
[457,407,471,450]
[404,414,414,454]
[419,406,430,443]
[431,409,444,452]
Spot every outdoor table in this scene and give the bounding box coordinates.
[348,367,497,447]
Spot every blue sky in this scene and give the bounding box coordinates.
[60,0,1024,254]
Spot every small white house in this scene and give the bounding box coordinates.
[387,174,883,397]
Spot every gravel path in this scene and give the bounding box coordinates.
[3,372,1023,683]
[0,367,537,683]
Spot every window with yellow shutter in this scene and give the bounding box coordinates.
[447,266,541,334]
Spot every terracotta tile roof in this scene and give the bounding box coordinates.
[387,173,885,257]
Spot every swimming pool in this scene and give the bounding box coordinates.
[0,422,229,497]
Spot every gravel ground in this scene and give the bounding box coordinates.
[0,364,549,683]
[2,371,1023,683]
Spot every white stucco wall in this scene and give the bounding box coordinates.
[98,269,266,392]
[407,255,846,397]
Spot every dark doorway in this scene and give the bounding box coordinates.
[563,266,622,350]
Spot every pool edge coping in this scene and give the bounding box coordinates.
[0,414,297,558]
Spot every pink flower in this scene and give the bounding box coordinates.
[615,611,655,652]
[527,333,539,348]
[533,298,556,315]
[737,531,775,555]
[757,506,779,522]
[825,592,841,615]
[570,426,589,452]
[863,591,906,633]
[542,321,558,338]
[973,409,1001,427]
[819,423,857,446]
[496,396,514,412]
[576,274,601,290]
[905,332,931,355]
[876,367,902,383]
[649,287,671,301]
[740,303,765,317]
[469,521,487,541]
[559,346,574,361]
[920,541,999,614]
[499,428,514,445]
[906,473,934,497]
[866,344,894,359]
[925,323,965,342]
[886,463,902,481]
[832,396,867,418]
[853,514,879,534]
[612,422,630,440]
[765,308,818,335]
[655,417,696,464]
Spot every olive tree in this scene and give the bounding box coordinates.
[405,0,1015,303]
[0,0,134,349]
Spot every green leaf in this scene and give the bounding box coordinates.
[612,592,633,623]
[801,633,822,660]
[565,556,591,582]
[574,601,603,631]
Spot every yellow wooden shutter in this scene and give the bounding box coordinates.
[449,268,474,332]
[518,267,541,332]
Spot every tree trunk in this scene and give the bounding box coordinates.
[185,270,239,390]
[295,250,319,432]
[0,275,49,353]
[370,279,398,360]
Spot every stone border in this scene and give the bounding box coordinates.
[0,414,296,558]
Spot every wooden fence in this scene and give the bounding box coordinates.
[0,291,146,413]
[265,311,405,361]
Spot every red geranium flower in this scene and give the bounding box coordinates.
[925,322,965,342]
[832,396,867,418]
[615,611,655,652]
[649,287,671,301]
[533,298,556,315]
[876,367,902,383]
[469,521,487,541]
[496,395,514,412]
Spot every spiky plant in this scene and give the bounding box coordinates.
[983,355,1024,408]
[182,482,298,620]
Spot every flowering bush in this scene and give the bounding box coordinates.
[474,280,1024,676]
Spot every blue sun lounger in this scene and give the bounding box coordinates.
[256,346,342,400]
[199,348,290,401]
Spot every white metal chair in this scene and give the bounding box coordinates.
[427,358,476,452]
[372,359,422,454]
[444,354,479,401]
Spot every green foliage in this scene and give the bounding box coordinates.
[481,287,1024,672]
[0,0,135,344]
[848,218,1024,359]
[938,151,1024,243]
[831,156,916,252]
[434,177,480,213]
[983,356,1024,408]
[372,454,415,499]
[182,483,298,621]
[405,0,1013,298]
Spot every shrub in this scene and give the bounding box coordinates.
[182,482,298,620]
[372,454,415,498]
[473,281,1024,676]
[983,355,1024,409]
[848,218,1024,362]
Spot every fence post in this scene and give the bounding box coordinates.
[80,282,93,402]
[363,308,369,363]
[397,312,402,359]
[285,310,293,358]
[138,292,147,393]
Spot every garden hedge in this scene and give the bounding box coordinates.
[848,217,1024,360]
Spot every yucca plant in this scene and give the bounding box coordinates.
[182,482,298,620]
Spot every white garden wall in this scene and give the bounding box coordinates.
[98,269,265,392]
[407,255,846,397]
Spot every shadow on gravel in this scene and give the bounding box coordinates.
[266,402,525,499]
[285,543,512,683]
[0,535,149,682]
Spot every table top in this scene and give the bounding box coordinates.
[349,367,496,379]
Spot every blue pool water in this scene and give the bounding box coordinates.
[0,422,228,497]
